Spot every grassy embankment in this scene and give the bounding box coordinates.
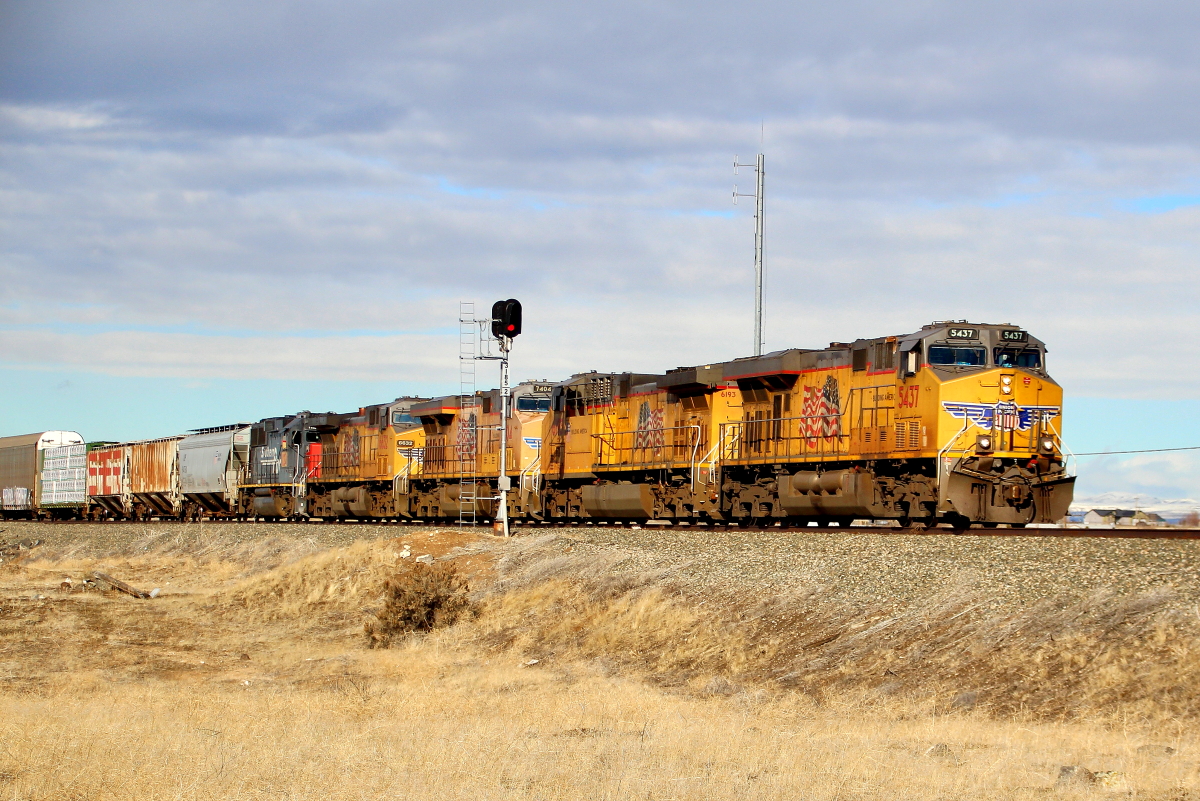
[0,522,1196,799]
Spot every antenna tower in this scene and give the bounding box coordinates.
[734,149,765,356]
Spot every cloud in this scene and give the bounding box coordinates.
[3,0,1200,496]
[1075,452,1200,501]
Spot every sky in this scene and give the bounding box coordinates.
[1,0,1198,501]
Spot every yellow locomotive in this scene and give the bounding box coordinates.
[532,320,1072,528]
[409,380,552,520]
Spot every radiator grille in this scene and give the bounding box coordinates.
[895,420,922,450]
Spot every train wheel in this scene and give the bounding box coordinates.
[943,514,972,533]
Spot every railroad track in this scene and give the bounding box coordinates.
[17,518,1200,539]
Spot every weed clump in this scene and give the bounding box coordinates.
[365,561,472,648]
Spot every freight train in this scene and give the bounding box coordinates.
[0,320,1074,529]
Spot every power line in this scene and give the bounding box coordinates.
[1074,445,1200,457]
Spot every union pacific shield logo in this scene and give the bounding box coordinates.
[941,401,1059,432]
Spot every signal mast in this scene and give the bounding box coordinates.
[488,298,521,537]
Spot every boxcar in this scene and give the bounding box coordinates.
[0,431,85,519]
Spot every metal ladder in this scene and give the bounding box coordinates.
[458,302,478,526]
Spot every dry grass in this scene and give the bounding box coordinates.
[482,536,1200,723]
[1,524,1198,800]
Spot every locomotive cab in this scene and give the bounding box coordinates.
[907,322,1073,527]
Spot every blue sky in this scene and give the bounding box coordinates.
[2,0,1199,499]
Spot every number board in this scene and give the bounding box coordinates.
[396,440,415,448]
[1000,330,1027,342]
[532,383,554,394]
[946,327,978,340]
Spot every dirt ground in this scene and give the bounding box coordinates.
[1,521,1198,800]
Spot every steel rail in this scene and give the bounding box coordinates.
[18,518,1200,539]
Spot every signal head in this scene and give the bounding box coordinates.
[491,298,522,339]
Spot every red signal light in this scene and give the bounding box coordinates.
[490,299,522,339]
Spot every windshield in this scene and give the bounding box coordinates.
[994,348,1042,368]
[391,412,414,425]
[928,346,986,366]
[516,397,552,412]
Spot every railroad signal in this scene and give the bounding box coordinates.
[491,298,522,339]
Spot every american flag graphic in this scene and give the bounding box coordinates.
[457,411,477,460]
[801,376,842,445]
[634,402,665,450]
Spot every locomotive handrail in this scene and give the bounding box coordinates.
[693,420,745,489]
[419,430,506,477]
[591,424,703,469]
[685,425,702,491]
[717,412,849,462]
[936,419,972,493]
[393,458,412,497]
[694,439,722,488]
[292,472,306,517]
[844,383,896,433]
[1046,418,1078,478]
[519,453,542,495]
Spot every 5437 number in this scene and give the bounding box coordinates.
[897,385,921,409]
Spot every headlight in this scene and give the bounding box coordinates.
[1001,376,1012,385]
[1039,438,1055,453]
[976,434,994,452]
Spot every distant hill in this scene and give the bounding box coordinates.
[1070,492,1199,521]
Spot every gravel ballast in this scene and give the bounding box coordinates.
[510,525,1200,613]
[3,520,1198,613]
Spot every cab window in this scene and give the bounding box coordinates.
[994,348,1042,368]
[516,397,552,412]
[392,412,414,425]
[928,346,986,366]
